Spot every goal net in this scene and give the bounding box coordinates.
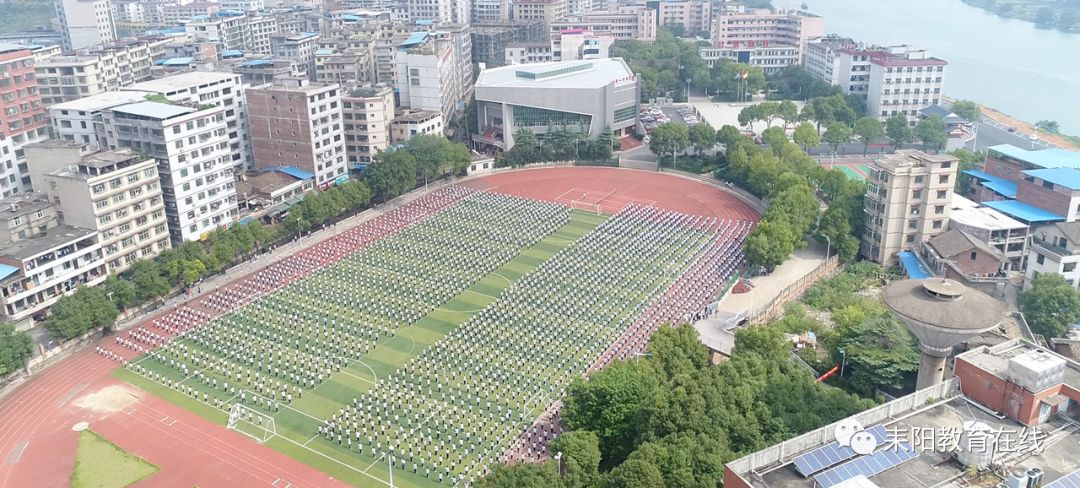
[227,402,277,443]
[570,200,601,215]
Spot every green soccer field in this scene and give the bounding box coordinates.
[117,191,719,487]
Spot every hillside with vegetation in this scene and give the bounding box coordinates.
[0,0,55,34]
[962,0,1080,32]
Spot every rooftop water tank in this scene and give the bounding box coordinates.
[1006,350,1066,393]
[1027,468,1043,487]
[956,421,995,469]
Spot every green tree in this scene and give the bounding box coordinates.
[948,148,984,193]
[737,104,763,131]
[477,462,559,488]
[760,126,787,156]
[363,149,417,201]
[607,458,664,488]
[1035,6,1056,24]
[950,100,981,122]
[45,287,119,340]
[1019,273,1080,339]
[716,124,743,149]
[1036,120,1060,134]
[563,361,659,463]
[833,317,920,395]
[777,100,799,127]
[915,115,948,151]
[885,114,913,149]
[402,134,471,180]
[550,431,601,488]
[687,122,716,155]
[816,203,861,261]
[0,324,33,376]
[823,122,853,153]
[764,183,819,238]
[649,122,690,166]
[792,122,820,150]
[853,116,885,155]
[743,220,796,271]
[103,275,136,310]
[734,325,789,359]
[129,260,170,303]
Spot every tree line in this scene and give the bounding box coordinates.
[38,135,472,344]
[497,127,616,168]
[478,323,874,488]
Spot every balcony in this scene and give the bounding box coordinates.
[1031,238,1074,259]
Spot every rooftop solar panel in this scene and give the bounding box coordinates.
[1045,468,1080,488]
[813,442,918,488]
[793,425,888,477]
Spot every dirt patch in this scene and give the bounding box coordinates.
[73,385,140,414]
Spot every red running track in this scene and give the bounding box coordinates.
[464,166,761,220]
[0,346,349,488]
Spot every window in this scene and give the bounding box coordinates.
[936,190,948,199]
[908,219,917,229]
[938,175,949,184]
[914,176,924,184]
[1036,253,1045,265]
[906,234,915,243]
[1064,262,1076,273]
[970,251,977,260]
[932,220,943,229]
[912,189,922,199]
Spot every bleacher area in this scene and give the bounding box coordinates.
[98,185,752,488]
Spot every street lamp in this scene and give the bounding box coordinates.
[838,348,847,377]
[686,78,692,102]
[818,232,832,260]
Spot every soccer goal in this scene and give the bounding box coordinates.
[570,199,601,215]
[227,402,277,443]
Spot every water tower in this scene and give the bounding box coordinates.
[883,278,1004,389]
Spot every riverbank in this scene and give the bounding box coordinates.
[949,97,1080,151]
[961,0,1080,33]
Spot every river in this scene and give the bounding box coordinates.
[774,0,1080,134]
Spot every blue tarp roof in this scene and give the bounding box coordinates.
[276,166,315,180]
[241,59,273,67]
[1022,168,1080,190]
[221,49,244,58]
[0,263,18,281]
[341,14,361,21]
[898,251,931,279]
[315,48,335,55]
[414,19,434,25]
[963,169,1017,197]
[981,199,1066,224]
[988,144,1080,170]
[399,32,428,48]
[156,57,193,66]
[219,10,245,16]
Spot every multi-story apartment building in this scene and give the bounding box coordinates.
[0,193,106,325]
[271,32,321,80]
[513,0,568,32]
[316,48,375,87]
[249,16,280,55]
[860,47,947,122]
[647,0,711,37]
[550,7,657,41]
[113,0,171,36]
[712,8,823,64]
[391,110,443,144]
[246,78,348,188]
[505,30,613,64]
[100,101,238,244]
[183,13,251,53]
[407,0,469,24]
[48,90,155,147]
[472,0,511,24]
[26,142,170,273]
[947,194,1029,272]
[124,71,253,171]
[861,150,959,266]
[55,0,116,50]
[394,27,473,122]
[220,0,265,11]
[231,57,308,86]
[0,44,48,194]
[161,2,221,25]
[1026,221,1080,289]
[35,37,171,106]
[698,44,799,74]
[471,21,546,67]
[803,34,857,87]
[342,85,394,166]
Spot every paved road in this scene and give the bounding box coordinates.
[939,99,1057,151]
